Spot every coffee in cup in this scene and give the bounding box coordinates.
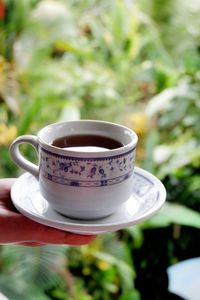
[51,134,123,151]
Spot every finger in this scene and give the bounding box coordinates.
[19,242,47,247]
[0,179,21,213]
[0,178,16,199]
[33,224,97,245]
[15,215,96,245]
[6,242,46,247]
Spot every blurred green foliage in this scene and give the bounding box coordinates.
[0,0,200,299]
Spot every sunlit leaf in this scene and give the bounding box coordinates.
[141,202,200,229]
[59,103,80,122]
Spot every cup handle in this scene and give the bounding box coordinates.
[9,135,39,179]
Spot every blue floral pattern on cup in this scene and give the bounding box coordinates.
[40,147,135,187]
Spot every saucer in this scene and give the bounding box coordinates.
[11,167,166,235]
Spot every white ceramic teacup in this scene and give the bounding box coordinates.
[10,120,138,219]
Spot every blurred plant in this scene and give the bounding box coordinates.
[0,122,17,145]
[1,0,200,299]
[0,245,67,300]
[64,233,140,300]
[144,75,200,179]
[0,238,140,300]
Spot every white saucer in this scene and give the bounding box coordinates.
[11,167,166,235]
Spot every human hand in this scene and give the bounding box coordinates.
[0,179,96,246]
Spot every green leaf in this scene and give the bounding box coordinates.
[141,128,159,173]
[124,226,144,249]
[94,251,135,290]
[58,103,80,122]
[119,289,140,300]
[1,245,67,291]
[141,203,200,229]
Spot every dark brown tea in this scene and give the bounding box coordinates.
[51,134,123,151]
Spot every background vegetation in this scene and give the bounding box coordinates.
[0,0,200,299]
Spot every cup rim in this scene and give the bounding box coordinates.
[38,120,138,157]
